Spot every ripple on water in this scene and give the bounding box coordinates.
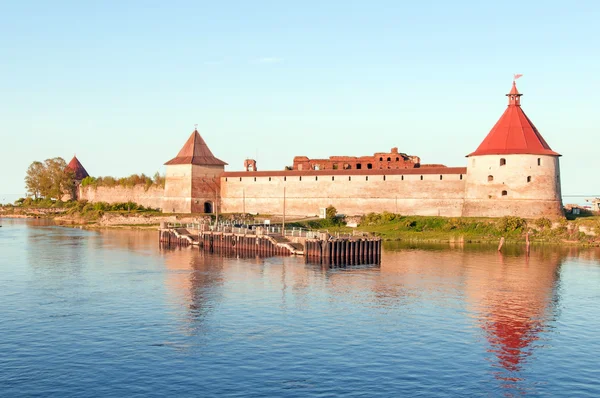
[0,221,599,396]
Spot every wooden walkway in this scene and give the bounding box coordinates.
[159,224,381,266]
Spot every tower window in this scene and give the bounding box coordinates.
[366,176,369,181]
[460,174,463,180]
[299,176,302,181]
[488,175,494,182]
[401,175,404,181]
[332,176,335,181]
[387,157,391,161]
[396,157,399,161]
[367,164,372,169]
[500,158,506,166]
[502,190,508,196]
[225,178,228,182]
[356,164,362,170]
[379,157,383,161]
[537,158,541,166]
[527,176,531,183]
[420,175,423,180]
[239,177,242,182]
[383,175,386,181]
[254,177,256,182]
[284,176,286,181]
[349,176,351,181]
[440,175,443,180]
[315,176,318,181]
[268,177,271,181]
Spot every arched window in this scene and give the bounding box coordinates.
[460,174,463,180]
[225,178,228,182]
[387,157,391,161]
[440,175,443,180]
[366,176,369,181]
[349,176,351,181]
[379,157,383,161]
[420,175,423,180]
[268,177,271,181]
[332,176,335,181]
[502,190,508,196]
[299,176,302,181]
[383,175,386,181]
[537,158,541,166]
[254,177,256,182]
[239,177,242,182]
[284,176,287,181]
[527,176,531,183]
[401,175,404,181]
[500,158,506,166]
[488,175,494,182]
[396,157,399,161]
[315,176,318,181]
[367,163,373,169]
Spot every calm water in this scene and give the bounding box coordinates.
[1,220,600,397]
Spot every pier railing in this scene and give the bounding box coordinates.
[164,222,367,239]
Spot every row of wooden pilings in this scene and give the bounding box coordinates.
[159,230,192,246]
[305,238,382,266]
[199,232,291,256]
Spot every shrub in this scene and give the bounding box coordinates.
[496,216,527,233]
[535,217,552,230]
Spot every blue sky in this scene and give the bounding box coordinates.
[1,0,599,204]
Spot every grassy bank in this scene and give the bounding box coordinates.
[3,200,599,246]
[291,213,600,246]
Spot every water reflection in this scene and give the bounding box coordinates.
[161,246,225,336]
[32,223,596,392]
[381,243,592,393]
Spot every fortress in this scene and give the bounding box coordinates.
[75,81,564,219]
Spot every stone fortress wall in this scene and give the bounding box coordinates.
[220,168,467,217]
[78,185,164,210]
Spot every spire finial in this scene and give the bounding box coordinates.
[194,124,198,131]
[507,75,523,106]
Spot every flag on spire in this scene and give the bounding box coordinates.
[513,73,523,81]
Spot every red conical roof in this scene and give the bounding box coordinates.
[467,82,560,157]
[164,129,228,166]
[67,156,89,180]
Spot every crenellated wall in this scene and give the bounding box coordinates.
[78,185,164,210]
[220,168,467,217]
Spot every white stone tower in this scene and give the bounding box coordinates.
[462,81,563,218]
[163,128,227,213]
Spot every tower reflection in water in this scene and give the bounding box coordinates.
[159,240,595,392]
[381,243,568,391]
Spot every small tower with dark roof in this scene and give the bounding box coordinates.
[463,80,563,218]
[67,155,90,181]
[65,155,90,200]
[163,127,228,213]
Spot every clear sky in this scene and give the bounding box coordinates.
[1,0,599,205]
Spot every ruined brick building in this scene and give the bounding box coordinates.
[78,81,564,218]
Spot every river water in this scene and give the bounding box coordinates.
[1,219,599,397]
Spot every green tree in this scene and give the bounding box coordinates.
[44,157,74,199]
[326,205,337,221]
[24,161,45,199]
[24,157,74,200]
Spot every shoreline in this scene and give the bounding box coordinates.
[3,209,599,247]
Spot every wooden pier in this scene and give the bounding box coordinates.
[159,223,381,266]
[304,237,381,266]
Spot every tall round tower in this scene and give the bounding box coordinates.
[462,80,563,218]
